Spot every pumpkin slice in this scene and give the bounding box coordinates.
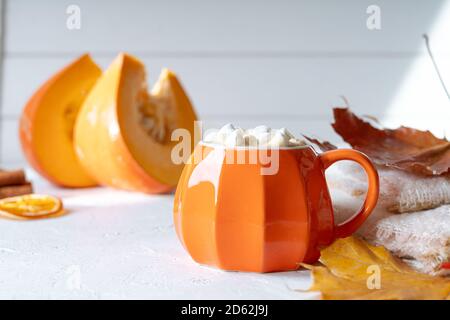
[19,54,102,187]
[0,194,64,219]
[74,53,198,193]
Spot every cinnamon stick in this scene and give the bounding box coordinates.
[0,183,33,199]
[0,169,27,187]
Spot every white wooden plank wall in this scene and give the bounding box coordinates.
[1,0,449,165]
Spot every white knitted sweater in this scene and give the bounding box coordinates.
[326,164,450,275]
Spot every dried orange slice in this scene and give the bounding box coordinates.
[0,194,64,219]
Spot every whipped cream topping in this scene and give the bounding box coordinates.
[203,124,306,148]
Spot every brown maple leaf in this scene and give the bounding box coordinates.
[332,108,450,176]
[302,135,336,152]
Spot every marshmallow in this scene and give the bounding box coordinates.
[249,125,270,134]
[216,123,236,143]
[203,124,305,148]
[225,128,245,147]
[267,130,290,147]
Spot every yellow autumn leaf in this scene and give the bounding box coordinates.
[303,236,450,300]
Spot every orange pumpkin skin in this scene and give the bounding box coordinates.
[19,54,101,187]
[174,144,336,272]
[74,53,198,194]
[175,144,380,272]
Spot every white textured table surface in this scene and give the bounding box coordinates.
[0,171,317,300]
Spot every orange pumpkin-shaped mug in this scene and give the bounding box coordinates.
[174,142,379,272]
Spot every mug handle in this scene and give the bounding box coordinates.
[319,149,379,239]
